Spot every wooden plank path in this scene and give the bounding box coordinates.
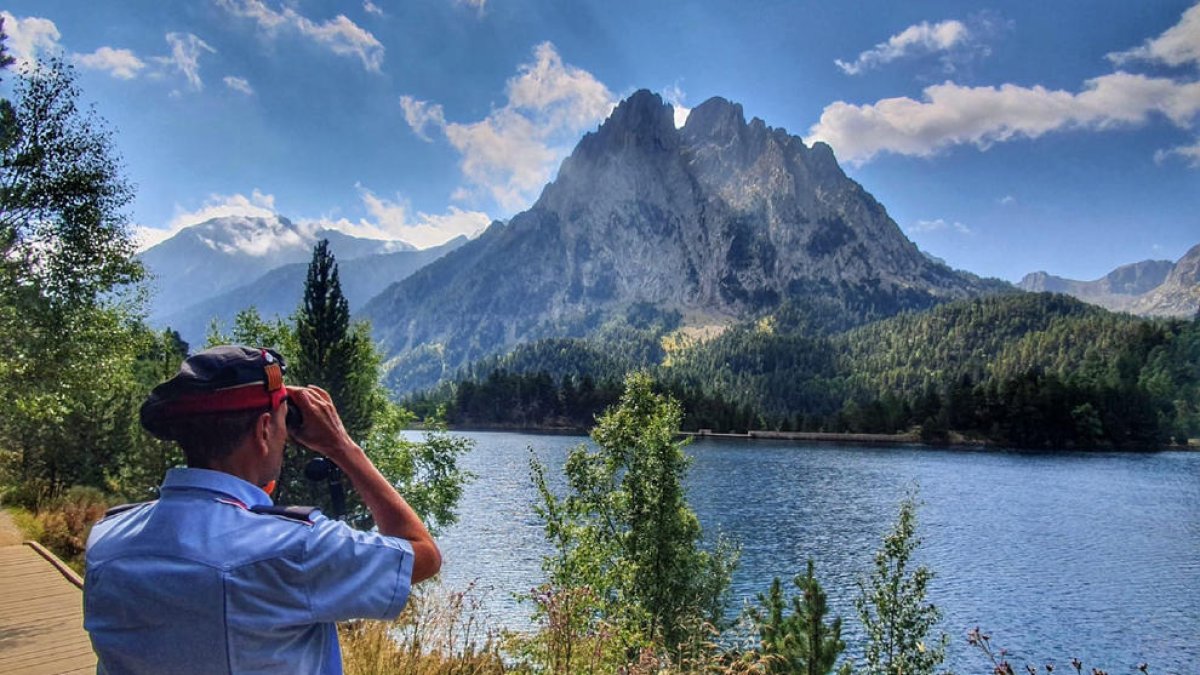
[0,543,95,674]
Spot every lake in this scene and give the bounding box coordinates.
[417,431,1200,673]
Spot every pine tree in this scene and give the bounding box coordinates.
[750,559,849,675]
[294,239,372,441]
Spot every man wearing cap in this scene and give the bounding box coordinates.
[83,345,441,674]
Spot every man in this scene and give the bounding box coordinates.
[84,345,440,674]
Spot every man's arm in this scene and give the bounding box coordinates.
[287,385,442,583]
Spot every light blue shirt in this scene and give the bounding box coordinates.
[84,468,414,675]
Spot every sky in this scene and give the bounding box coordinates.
[2,0,1198,282]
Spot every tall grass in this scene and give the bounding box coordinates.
[340,581,506,675]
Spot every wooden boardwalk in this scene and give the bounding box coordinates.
[0,543,95,675]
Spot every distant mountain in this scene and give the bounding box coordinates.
[1017,248,1198,317]
[362,90,1008,393]
[157,236,468,347]
[1130,244,1200,317]
[140,215,413,325]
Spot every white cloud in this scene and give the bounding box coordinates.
[141,185,490,251]
[363,1,385,18]
[74,46,146,79]
[909,218,971,235]
[836,19,969,75]
[309,185,491,248]
[807,73,1200,164]
[134,225,176,251]
[153,33,216,91]
[403,41,616,212]
[224,75,255,95]
[1154,139,1200,167]
[663,83,691,128]
[400,96,446,141]
[998,194,1016,205]
[168,190,278,231]
[1108,3,1200,68]
[1,12,62,69]
[217,0,385,72]
[133,190,279,251]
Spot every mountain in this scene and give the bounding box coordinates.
[140,215,413,325]
[157,236,469,347]
[1018,248,1198,318]
[362,90,1008,393]
[1130,244,1200,317]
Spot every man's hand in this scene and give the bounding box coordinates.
[284,384,442,583]
[286,386,355,463]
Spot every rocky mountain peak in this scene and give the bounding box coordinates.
[680,96,746,144]
[577,89,677,156]
[363,89,1005,393]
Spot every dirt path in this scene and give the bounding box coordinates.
[0,508,26,546]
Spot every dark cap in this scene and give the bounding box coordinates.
[140,345,288,440]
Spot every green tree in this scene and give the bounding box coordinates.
[0,19,16,81]
[205,300,470,533]
[855,494,948,675]
[0,54,147,502]
[749,559,849,675]
[294,240,373,441]
[112,328,190,499]
[527,372,738,667]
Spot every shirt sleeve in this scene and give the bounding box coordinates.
[301,514,415,623]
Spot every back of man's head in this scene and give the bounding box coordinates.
[141,345,288,468]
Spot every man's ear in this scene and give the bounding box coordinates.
[257,411,274,452]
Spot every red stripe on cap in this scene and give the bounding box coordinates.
[163,381,286,417]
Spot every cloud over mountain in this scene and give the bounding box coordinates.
[808,73,1200,164]
[401,42,616,212]
[836,19,970,75]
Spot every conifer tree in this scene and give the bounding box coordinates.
[294,239,373,441]
[750,559,849,675]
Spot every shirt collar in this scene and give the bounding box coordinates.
[161,467,273,508]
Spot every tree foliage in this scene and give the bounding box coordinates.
[523,372,738,668]
[0,53,147,503]
[294,240,374,441]
[855,494,947,675]
[749,559,850,675]
[423,293,1200,448]
[205,259,471,533]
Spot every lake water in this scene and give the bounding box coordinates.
[417,431,1200,673]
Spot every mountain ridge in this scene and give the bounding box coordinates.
[1017,246,1198,317]
[362,90,1009,393]
[140,215,414,325]
[157,236,469,347]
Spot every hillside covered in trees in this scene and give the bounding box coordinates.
[407,293,1200,449]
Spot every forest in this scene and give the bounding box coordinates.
[408,294,1200,449]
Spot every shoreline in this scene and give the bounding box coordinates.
[414,424,1197,451]
[682,429,924,445]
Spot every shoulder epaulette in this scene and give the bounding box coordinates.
[249,504,317,523]
[104,500,157,519]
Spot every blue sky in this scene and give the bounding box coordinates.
[3,0,1198,282]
